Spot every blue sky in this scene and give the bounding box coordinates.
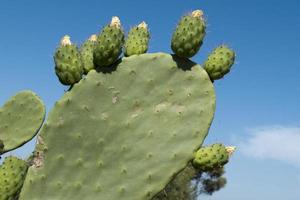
[1,0,300,199]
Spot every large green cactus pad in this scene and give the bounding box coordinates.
[0,91,45,154]
[20,53,215,200]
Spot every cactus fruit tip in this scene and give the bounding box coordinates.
[226,146,236,156]
[110,16,121,28]
[60,35,71,46]
[138,21,148,29]
[89,34,97,42]
[191,9,204,18]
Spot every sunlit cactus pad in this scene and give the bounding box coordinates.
[19,53,215,200]
[0,91,45,154]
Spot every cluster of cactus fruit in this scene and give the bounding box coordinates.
[0,9,236,200]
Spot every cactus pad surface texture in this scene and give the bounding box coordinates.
[19,53,216,200]
[0,91,45,154]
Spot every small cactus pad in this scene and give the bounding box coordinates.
[193,144,229,172]
[203,45,235,80]
[0,91,45,154]
[20,53,215,200]
[171,10,206,58]
[80,35,97,74]
[93,17,124,67]
[124,21,150,56]
[54,35,84,85]
[0,156,28,200]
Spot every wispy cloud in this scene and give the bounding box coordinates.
[240,126,300,167]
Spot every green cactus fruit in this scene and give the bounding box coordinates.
[94,16,124,67]
[124,21,150,56]
[203,45,235,80]
[19,53,215,200]
[80,34,97,74]
[54,35,84,85]
[171,10,206,58]
[193,144,235,172]
[0,91,45,155]
[0,156,28,200]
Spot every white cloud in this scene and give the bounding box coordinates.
[240,126,300,167]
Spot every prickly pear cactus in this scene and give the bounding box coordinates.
[0,156,28,200]
[0,8,237,200]
[0,91,45,154]
[19,53,215,200]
